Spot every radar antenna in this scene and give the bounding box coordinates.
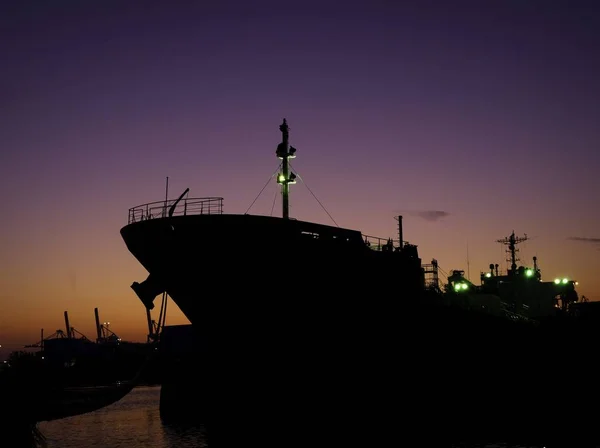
[496,230,528,275]
[275,118,297,219]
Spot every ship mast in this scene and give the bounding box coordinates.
[496,230,528,275]
[276,118,297,219]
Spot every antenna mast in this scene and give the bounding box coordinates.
[496,230,528,275]
[466,241,470,281]
[276,118,297,219]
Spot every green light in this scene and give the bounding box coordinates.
[554,278,560,284]
[453,282,469,292]
[562,278,568,284]
[485,272,491,278]
[525,269,533,277]
[277,174,285,183]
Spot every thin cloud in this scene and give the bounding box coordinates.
[395,210,451,222]
[416,210,450,222]
[568,237,600,244]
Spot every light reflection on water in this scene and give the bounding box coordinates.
[39,386,207,448]
[37,386,545,448]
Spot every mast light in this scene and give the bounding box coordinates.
[277,172,296,185]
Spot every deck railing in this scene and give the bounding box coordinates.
[362,234,413,252]
[127,197,223,224]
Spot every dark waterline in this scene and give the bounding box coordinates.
[39,386,207,448]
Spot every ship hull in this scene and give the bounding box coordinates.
[121,214,600,444]
[120,214,425,334]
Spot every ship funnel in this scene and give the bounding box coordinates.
[395,216,403,249]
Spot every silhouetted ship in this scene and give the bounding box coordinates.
[121,118,426,333]
[443,230,596,323]
[120,119,600,446]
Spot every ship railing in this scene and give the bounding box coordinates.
[128,197,223,224]
[362,235,412,251]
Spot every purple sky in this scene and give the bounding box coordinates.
[1,0,599,354]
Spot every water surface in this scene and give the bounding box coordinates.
[39,386,207,448]
[38,386,550,447]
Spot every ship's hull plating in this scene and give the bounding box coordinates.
[121,214,600,444]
